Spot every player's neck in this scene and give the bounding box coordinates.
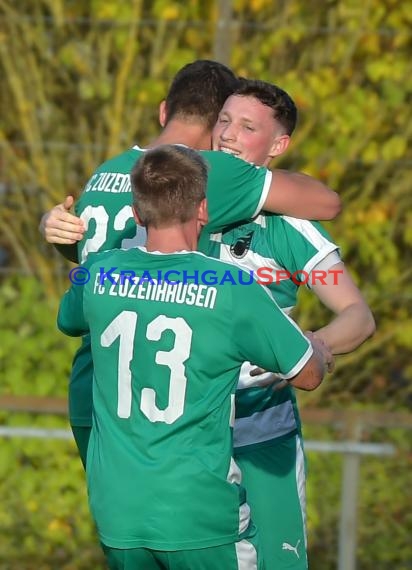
[148,119,212,151]
[145,223,199,254]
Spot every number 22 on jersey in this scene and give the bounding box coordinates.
[80,205,147,262]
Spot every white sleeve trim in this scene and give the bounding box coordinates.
[252,170,272,218]
[303,245,340,276]
[275,343,314,381]
[280,216,340,276]
[311,251,342,273]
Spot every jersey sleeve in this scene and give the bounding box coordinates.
[57,254,101,336]
[269,217,340,280]
[58,249,120,336]
[201,151,272,233]
[231,278,312,379]
[57,281,88,337]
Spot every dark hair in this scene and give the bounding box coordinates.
[164,60,240,130]
[234,79,297,135]
[131,145,207,228]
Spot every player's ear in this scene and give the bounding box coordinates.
[197,198,208,227]
[268,134,290,159]
[159,100,167,127]
[132,205,144,226]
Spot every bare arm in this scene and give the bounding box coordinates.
[311,262,376,354]
[250,261,374,389]
[263,170,341,221]
[287,336,330,391]
[288,335,333,391]
[39,196,83,263]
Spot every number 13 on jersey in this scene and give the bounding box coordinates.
[101,312,193,425]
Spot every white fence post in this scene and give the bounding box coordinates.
[305,440,395,570]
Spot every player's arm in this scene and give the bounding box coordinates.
[264,170,341,221]
[250,336,332,392]
[204,153,341,234]
[288,335,333,390]
[269,218,374,353]
[57,272,88,337]
[310,261,376,354]
[39,196,83,262]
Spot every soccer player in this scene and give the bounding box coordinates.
[206,78,375,569]
[58,145,330,570]
[41,60,341,467]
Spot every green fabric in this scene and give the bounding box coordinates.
[201,213,339,448]
[102,530,263,570]
[69,146,271,427]
[71,425,91,470]
[235,435,308,570]
[58,247,311,550]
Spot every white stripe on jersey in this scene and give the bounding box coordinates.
[295,435,308,550]
[238,501,251,535]
[234,400,297,448]
[281,216,340,275]
[252,170,272,219]
[227,457,253,537]
[209,232,222,242]
[281,215,334,249]
[250,213,267,228]
[227,457,242,484]
[235,537,259,570]
[230,394,236,428]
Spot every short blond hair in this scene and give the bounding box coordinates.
[131,145,207,228]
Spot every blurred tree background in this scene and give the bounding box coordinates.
[0,0,411,568]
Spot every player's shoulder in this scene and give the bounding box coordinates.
[93,146,143,174]
[191,251,263,289]
[191,250,243,272]
[200,150,267,172]
[278,215,318,230]
[85,247,132,269]
[279,216,334,241]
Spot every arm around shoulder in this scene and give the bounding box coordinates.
[263,170,342,221]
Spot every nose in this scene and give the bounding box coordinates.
[220,122,237,141]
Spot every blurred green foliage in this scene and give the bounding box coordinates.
[0,0,411,567]
[0,277,103,568]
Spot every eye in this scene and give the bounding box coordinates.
[244,125,255,132]
[218,117,229,124]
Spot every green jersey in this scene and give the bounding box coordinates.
[70,145,272,426]
[75,146,271,263]
[201,213,340,449]
[58,248,312,550]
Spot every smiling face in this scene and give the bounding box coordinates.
[212,94,291,167]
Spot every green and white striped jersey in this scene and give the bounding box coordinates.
[58,248,312,550]
[70,146,272,426]
[200,213,340,449]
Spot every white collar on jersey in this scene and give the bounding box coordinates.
[137,246,192,256]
